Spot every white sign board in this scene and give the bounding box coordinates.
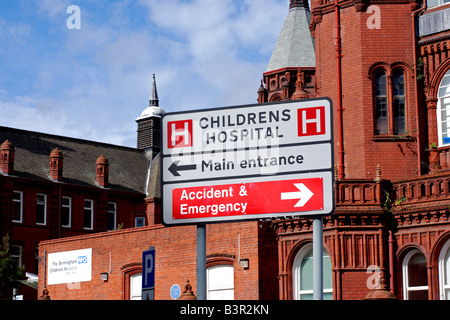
[161,98,334,226]
[47,248,92,285]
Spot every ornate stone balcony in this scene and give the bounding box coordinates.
[390,171,450,226]
[274,168,450,233]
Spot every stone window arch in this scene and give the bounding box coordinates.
[402,249,428,300]
[292,243,333,300]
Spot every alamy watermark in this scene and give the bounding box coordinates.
[366,5,381,30]
[66,5,81,30]
[366,265,382,289]
[64,4,380,31]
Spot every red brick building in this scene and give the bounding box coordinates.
[37,221,277,300]
[257,0,450,300]
[0,77,162,299]
[17,0,450,301]
[0,127,151,299]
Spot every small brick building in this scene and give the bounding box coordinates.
[37,221,278,300]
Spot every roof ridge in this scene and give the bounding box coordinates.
[0,125,141,152]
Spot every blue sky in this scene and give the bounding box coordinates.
[0,0,288,147]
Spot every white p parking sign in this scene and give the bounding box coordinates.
[142,247,155,300]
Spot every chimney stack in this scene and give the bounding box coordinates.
[49,148,63,182]
[0,140,15,175]
[96,154,109,188]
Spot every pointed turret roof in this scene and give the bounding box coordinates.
[149,73,159,107]
[265,1,315,73]
[136,74,165,121]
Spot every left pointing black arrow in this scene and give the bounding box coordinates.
[169,161,197,177]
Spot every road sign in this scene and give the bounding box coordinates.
[164,171,333,224]
[161,98,334,226]
[163,100,331,155]
[142,247,155,300]
[163,143,332,182]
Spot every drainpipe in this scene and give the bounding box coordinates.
[335,0,345,179]
[412,1,427,176]
[389,230,395,295]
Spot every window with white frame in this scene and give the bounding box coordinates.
[292,243,333,300]
[107,202,117,231]
[12,191,23,223]
[61,196,71,228]
[439,239,450,300]
[135,217,145,227]
[437,69,450,146]
[130,273,142,300]
[84,199,94,230]
[36,193,47,225]
[207,265,234,300]
[402,249,428,300]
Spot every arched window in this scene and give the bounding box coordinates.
[372,66,407,136]
[374,70,388,135]
[130,273,142,300]
[207,265,234,300]
[402,249,428,300]
[437,69,450,146]
[292,243,333,300]
[393,69,406,134]
[122,263,142,300]
[270,93,282,102]
[438,239,450,300]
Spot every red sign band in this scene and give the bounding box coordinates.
[172,178,324,220]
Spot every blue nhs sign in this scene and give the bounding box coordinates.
[142,247,155,290]
[78,255,88,264]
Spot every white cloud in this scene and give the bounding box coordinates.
[137,0,287,109]
[1,0,290,147]
[35,0,71,18]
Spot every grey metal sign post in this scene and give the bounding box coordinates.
[197,224,206,300]
[313,218,323,300]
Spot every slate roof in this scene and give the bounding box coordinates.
[265,6,315,73]
[0,126,149,194]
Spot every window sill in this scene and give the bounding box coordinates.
[372,135,415,142]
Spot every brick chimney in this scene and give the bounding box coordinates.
[49,148,63,182]
[96,154,109,188]
[0,140,15,175]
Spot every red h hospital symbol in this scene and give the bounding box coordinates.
[168,120,193,149]
[297,106,326,137]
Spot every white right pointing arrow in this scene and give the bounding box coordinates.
[281,183,314,207]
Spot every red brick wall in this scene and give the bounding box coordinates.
[314,3,419,180]
[38,221,278,300]
[340,271,372,300]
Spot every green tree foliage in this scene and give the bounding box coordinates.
[0,234,26,300]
